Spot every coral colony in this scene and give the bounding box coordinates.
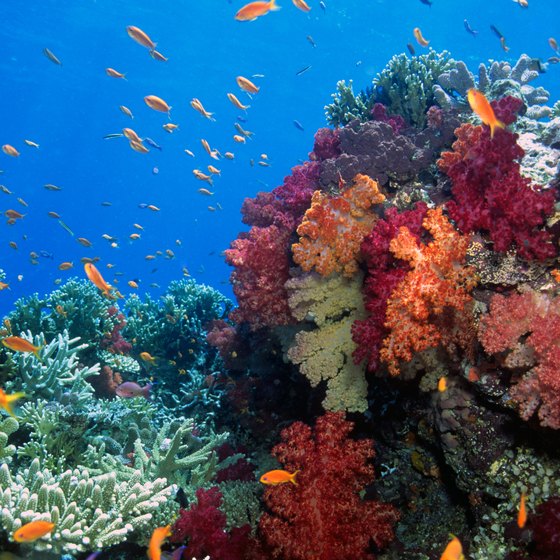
[2,50,560,559]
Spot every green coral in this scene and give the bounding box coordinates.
[0,416,18,464]
[325,80,377,127]
[219,480,262,532]
[6,330,99,404]
[552,100,560,118]
[0,458,177,553]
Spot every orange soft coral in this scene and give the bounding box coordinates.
[292,174,385,278]
[380,207,477,376]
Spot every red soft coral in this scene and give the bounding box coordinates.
[225,225,294,330]
[438,97,556,261]
[479,290,560,429]
[170,486,253,560]
[258,411,399,560]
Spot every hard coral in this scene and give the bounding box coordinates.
[380,207,477,376]
[438,98,556,261]
[258,411,399,560]
[226,225,294,330]
[479,290,560,429]
[292,174,385,278]
[170,486,253,560]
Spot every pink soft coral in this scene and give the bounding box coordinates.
[258,411,399,560]
[438,97,556,261]
[479,291,560,429]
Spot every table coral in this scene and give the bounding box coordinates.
[292,173,385,278]
[258,411,399,560]
[438,100,556,261]
[380,207,477,376]
[479,290,560,429]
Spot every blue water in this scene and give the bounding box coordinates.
[1,0,558,312]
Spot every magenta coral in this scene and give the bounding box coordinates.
[170,487,253,560]
[479,291,560,429]
[352,203,428,372]
[225,225,293,330]
[439,97,556,261]
[310,127,341,161]
[258,411,399,560]
[371,103,406,134]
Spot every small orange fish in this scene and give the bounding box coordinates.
[517,492,527,528]
[0,282,9,291]
[163,123,179,133]
[549,37,559,53]
[224,152,235,159]
[13,520,55,543]
[9,241,18,250]
[129,233,141,240]
[2,336,41,357]
[236,75,260,94]
[235,0,280,21]
[292,0,311,11]
[44,183,62,191]
[438,377,447,392]
[500,36,510,52]
[140,351,156,364]
[77,237,92,247]
[128,280,139,289]
[207,165,221,175]
[148,525,171,560]
[198,188,214,196]
[58,262,74,270]
[106,67,126,79]
[144,95,171,115]
[24,139,40,148]
[413,27,430,47]
[133,223,144,230]
[440,536,464,560]
[48,211,61,219]
[126,25,156,50]
[193,170,214,185]
[84,262,114,299]
[5,209,24,219]
[233,134,246,143]
[260,469,298,486]
[190,98,215,121]
[123,128,142,143]
[467,367,480,382]
[0,388,25,417]
[467,88,505,138]
[147,204,160,211]
[2,144,20,157]
[145,254,156,260]
[129,140,149,153]
[227,93,250,110]
[55,304,67,317]
[513,0,528,7]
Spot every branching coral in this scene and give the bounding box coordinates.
[285,272,369,412]
[292,174,385,278]
[0,458,177,553]
[380,208,477,376]
[258,412,399,560]
[478,290,560,429]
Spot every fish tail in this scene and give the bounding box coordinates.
[270,0,281,10]
[143,383,153,399]
[290,470,299,485]
[490,119,506,139]
[33,347,42,360]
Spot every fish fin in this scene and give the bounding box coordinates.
[490,119,506,139]
[143,383,153,399]
[290,470,299,485]
[270,0,281,10]
[33,347,43,360]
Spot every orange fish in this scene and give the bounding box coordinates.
[128,280,139,289]
[190,98,215,121]
[148,525,171,560]
[58,262,74,270]
[77,237,92,247]
[517,492,527,528]
[48,211,61,219]
[5,209,24,219]
[84,262,114,299]
[144,95,171,115]
[235,0,280,21]
[467,88,505,138]
[549,37,559,53]
[292,0,311,11]
[129,140,149,153]
[13,520,55,543]
[227,93,250,110]
[2,144,20,157]
[150,49,168,62]
[413,27,430,47]
[163,123,179,133]
[260,469,298,485]
[438,377,447,392]
[0,388,25,417]
[440,535,464,560]
[126,25,156,50]
[2,336,41,358]
[106,67,126,79]
[123,128,142,143]
[119,105,134,118]
[0,282,9,291]
[147,204,160,211]
[140,351,156,364]
[236,75,260,94]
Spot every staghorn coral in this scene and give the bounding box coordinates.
[6,330,100,404]
[258,412,399,560]
[380,208,477,376]
[324,80,377,127]
[284,272,369,412]
[292,174,385,278]
[0,458,177,553]
[478,290,560,429]
[0,416,18,464]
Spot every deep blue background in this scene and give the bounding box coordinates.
[0,0,558,312]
